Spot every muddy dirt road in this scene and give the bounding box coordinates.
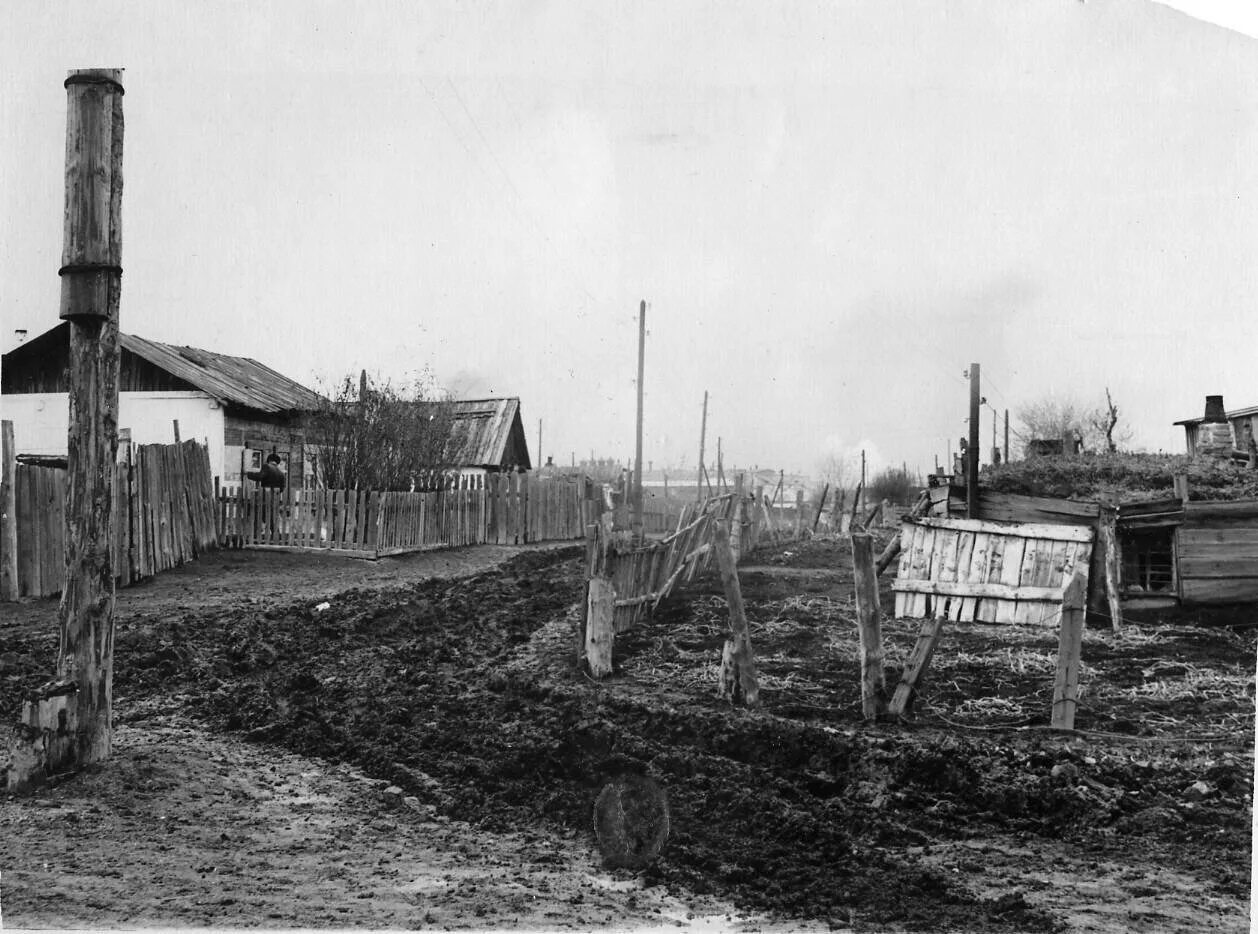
[2,538,1253,931]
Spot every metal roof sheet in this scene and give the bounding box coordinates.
[118,333,324,414]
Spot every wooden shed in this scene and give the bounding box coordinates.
[420,397,532,474]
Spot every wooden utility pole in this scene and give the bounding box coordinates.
[537,418,542,470]
[696,390,708,505]
[11,70,125,789]
[967,363,980,519]
[1004,409,1010,464]
[991,407,998,464]
[632,300,646,543]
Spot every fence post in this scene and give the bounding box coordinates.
[1098,505,1123,631]
[1051,570,1087,730]
[1,421,17,600]
[713,520,759,706]
[585,523,615,678]
[851,532,887,719]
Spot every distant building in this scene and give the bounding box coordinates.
[424,397,532,475]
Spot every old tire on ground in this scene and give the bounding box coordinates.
[593,773,670,869]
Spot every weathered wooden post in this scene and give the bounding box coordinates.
[851,532,887,719]
[584,523,616,677]
[1051,570,1087,730]
[1098,505,1123,631]
[729,473,745,561]
[1,421,18,600]
[794,489,804,539]
[8,69,125,790]
[713,520,759,706]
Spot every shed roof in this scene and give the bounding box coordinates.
[420,397,531,470]
[1174,401,1258,427]
[3,323,324,414]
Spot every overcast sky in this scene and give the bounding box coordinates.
[2,1,1255,477]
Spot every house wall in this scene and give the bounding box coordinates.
[2,392,225,477]
[222,412,311,490]
[1177,501,1258,604]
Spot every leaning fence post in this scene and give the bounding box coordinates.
[1098,506,1123,631]
[1051,570,1087,730]
[851,532,887,719]
[585,522,616,679]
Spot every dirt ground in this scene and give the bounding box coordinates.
[1,535,1254,932]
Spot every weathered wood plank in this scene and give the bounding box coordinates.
[911,515,1094,543]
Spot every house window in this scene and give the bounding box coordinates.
[1119,528,1176,594]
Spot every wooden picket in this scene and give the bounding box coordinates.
[217,471,591,557]
[5,440,217,600]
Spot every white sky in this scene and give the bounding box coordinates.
[1,0,1255,477]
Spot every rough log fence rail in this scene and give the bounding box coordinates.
[1,439,217,600]
[216,472,598,558]
[593,485,794,636]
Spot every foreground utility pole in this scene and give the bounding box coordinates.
[9,69,125,790]
[967,363,980,519]
[631,300,646,544]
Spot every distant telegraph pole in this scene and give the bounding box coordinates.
[967,363,981,518]
[632,300,646,543]
[1004,409,1010,464]
[696,390,708,505]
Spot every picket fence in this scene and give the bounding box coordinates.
[217,472,597,557]
[4,440,217,600]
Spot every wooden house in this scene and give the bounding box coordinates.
[1,322,324,490]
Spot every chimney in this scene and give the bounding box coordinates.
[1197,395,1233,457]
[1203,395,1227,423]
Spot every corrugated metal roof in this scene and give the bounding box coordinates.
[420,397,529,469]
[120,333,324,414]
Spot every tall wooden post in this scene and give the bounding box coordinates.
[537,418,542,471]
[632,300,646,544]
[967,363,980,518]
[1,421,18,601]
[11,70,125,788]
[696,390,708,506]
[1003,409,1010,464]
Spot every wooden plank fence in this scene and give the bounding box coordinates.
[217,472,597,557]
[892,516,1094,625]
[4,440,217,600]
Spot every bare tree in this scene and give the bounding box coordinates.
[1088,387,1132,453]
[306,370,455,491]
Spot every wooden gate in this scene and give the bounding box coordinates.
[893,516,1094,624]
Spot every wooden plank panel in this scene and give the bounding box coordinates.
[911,515,1094,543]
[993,535,1026,623]
[1181,577,1258,603]
[893,580,1065,601]
[1177,528,1258,548]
